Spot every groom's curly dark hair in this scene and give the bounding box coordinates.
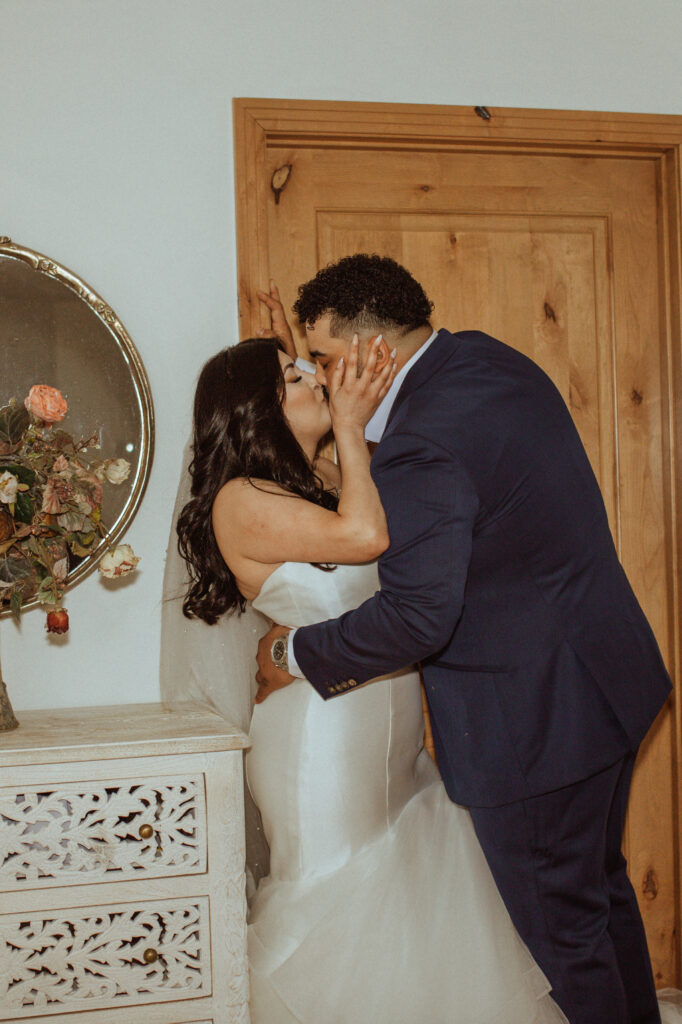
[293,254,433,338]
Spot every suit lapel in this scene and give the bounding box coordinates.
[383,329,460,436]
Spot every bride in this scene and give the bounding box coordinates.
[171,321,570,1023]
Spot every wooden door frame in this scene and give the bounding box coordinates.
[233,96,682,975]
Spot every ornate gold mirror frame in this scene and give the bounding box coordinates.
[0,237,154,612]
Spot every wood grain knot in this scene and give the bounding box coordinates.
[449,234,457,246]
[569,381,585,411]
[630,388,643,406]
[544,302,557,322]
[420,184,432,193]
[642,867,658,901]
[271,163,292,205]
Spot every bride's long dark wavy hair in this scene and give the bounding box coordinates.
[177,337,337,624]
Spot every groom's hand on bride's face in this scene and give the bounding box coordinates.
[256,624,295,703]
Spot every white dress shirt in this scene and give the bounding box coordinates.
[286,329,439,677]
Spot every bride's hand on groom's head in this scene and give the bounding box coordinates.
[328,335,397,433]
[256,280,297,360]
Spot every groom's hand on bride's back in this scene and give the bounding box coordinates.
[256,623,296,703]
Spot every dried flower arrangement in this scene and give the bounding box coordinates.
[0,384,139,634]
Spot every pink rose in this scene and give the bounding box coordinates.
[52,455,70,474]
[24,385,68,423]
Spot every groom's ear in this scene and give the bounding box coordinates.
[370,334,392,373]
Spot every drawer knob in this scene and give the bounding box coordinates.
[138,823,154,840]
[143,947,159,964]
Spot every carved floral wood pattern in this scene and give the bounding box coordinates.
[223,863,250,1020]
[0,706,251,1022]
[0,897,210,1016]
[0,776,207,888]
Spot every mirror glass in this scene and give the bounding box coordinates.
[0,239,154,611]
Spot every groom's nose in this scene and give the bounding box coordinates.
[315,364,327,388]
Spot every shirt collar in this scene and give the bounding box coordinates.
[364,329,438,443]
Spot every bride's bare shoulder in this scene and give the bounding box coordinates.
[214,476,288,513]
[211,479,284,598]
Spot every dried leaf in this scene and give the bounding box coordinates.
[69,541,91,558]
[14,490,35,524]
[36,576,58,604]
[0,551,38,606]
[0,405,29,445]
[56,511,88,532]
[0,462,35,486]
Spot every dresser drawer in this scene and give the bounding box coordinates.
[0,895,212,1018]
[0,774,208,890]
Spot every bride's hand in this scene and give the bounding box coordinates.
[256,280,297,359]
[328,335,398,431]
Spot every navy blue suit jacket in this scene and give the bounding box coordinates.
[293,330,672,806]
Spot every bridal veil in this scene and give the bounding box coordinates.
[160,438,270,892]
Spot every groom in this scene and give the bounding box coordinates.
[255,253,671,1024]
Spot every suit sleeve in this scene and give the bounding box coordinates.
[293,430,479,698]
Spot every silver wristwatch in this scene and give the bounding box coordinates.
[270,635,289,673]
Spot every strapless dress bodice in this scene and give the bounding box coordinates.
[248,560,433,881]
[251,559,380,626]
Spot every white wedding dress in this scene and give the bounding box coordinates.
[246,559,568,1024]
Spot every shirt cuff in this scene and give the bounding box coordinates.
[287,628,305,678]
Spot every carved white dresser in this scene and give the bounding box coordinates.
[0,701,251,1024]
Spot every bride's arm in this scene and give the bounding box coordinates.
[212,337,396,568]
[255,280,297,360]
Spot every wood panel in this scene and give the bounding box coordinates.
[233,98,682,986]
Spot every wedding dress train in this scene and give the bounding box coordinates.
[246,560,568,1023]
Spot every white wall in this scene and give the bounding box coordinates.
[1,0,681,712]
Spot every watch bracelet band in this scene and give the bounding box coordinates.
[271,635,289,672]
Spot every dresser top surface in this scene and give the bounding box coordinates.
[0,700,250,764]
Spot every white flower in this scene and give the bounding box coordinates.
[0,471,18,505]
[104,458,131,485]
[99,543,140,579]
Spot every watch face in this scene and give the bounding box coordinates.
[272,637,287,664]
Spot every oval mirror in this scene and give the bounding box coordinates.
[0,238,154,614]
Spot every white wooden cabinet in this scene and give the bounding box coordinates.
[0,702,251,1024]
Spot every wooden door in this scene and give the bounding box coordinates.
[234,99,682,987]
